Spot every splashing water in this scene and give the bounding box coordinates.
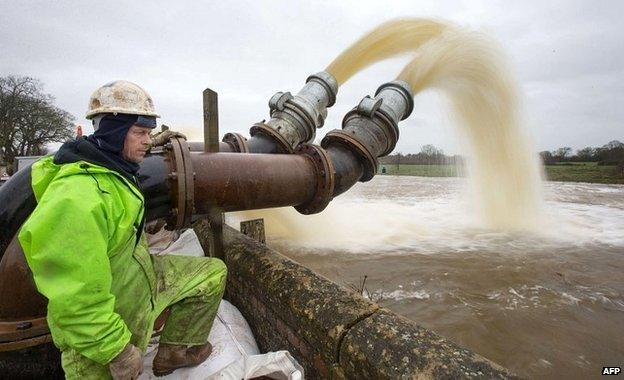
[237,19,544,239]
[396,29,543,230]
[326,19,543,230]
[325,18,449,85]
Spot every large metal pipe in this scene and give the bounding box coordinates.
[188,141,234,153]
[0,167,36,258]
[191,152,317,213]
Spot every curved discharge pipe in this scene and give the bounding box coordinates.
[0,77,413,353]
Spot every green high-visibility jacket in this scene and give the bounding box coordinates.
[19,156,157,365]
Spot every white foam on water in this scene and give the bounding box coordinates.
[382,289,431,301]
[227,178,624,254]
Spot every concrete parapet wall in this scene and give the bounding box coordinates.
[193,221,518,379]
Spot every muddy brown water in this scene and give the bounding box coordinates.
[229,175,624,379]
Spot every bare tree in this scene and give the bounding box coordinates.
[396,151,403,171]
[539,150,556,165]
[420,144,442,157]
[552,147,573,162]
[575,147,598,162]
[0,76,74,173]
[597,140,624,165]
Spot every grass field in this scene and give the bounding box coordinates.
[379,164,461,177]
[544,162,624,184]
[379,162,624,184]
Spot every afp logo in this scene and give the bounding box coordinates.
[602,367,621,375]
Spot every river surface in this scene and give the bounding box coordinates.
[228,176,624,379]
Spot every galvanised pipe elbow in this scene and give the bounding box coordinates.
[322,80,414,182]
[250,71,339,153]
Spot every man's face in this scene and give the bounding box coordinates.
[122,125,152,163]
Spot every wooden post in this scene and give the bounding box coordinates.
[202,88,224,257]
[240,218,266,244]
[203,89,219,153]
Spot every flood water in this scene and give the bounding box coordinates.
[228,176,624,379]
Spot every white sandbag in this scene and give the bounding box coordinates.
[148,228,204,257]
[208,351,304,380]
[139,300,260,379]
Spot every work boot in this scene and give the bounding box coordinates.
[152,342,212,376]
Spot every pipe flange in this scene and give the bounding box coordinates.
[321,129,379,182]
[249,122,294,153]
[294,143,335,215]
[165,137,195,230]
[371,108,400,156]
[342,106,400,158]
[222,132,250,153]
[283,98,320,131]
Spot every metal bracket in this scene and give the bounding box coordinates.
[268,91,293,112]
[356,95,382,117]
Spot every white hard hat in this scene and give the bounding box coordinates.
[86,80,160,119]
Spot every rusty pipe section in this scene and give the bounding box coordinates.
[156,138,338,232]
[191,152,318,213]
[322,80,414,182]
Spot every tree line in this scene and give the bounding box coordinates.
[379,144,463,165]
[0,75,74,174]
[539,142,624,165]
[380,141,624,167]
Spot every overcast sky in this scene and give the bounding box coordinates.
[1,0,622,154]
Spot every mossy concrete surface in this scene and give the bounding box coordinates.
[193,221,518,379]
[340,309,518,379]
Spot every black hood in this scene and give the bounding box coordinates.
[54,137,140,185]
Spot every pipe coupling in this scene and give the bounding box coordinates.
[294,143,335,215]
[163,137,195,229]
[250,71,339,152]
[222,132,250,153]
[321,81,414,182]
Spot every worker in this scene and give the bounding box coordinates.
[18,81,227,379]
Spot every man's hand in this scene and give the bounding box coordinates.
[109,344,143,380]
[151,125,187,147]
